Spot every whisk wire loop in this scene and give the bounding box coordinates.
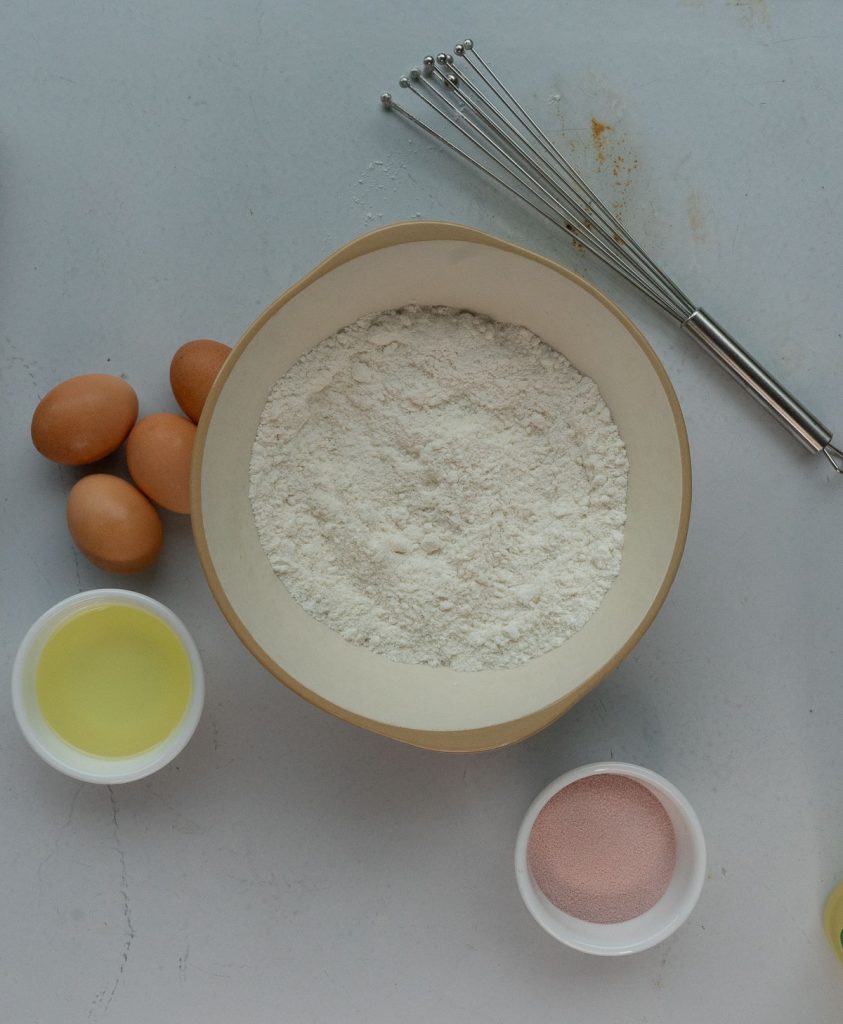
[381,40,841,470]
[411,72,672,306]
[455,47,696,318]
[395,72,688,318]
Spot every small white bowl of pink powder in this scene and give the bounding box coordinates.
[515,762,705,955]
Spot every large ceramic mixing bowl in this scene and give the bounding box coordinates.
[192,222,690,751]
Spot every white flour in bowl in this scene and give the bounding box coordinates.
[249,305,628,671]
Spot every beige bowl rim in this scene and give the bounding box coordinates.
[190,221,692,752]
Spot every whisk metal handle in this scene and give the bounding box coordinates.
[682,309,833,454]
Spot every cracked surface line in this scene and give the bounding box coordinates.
[88,786,135,1019]
[36,781,84,899]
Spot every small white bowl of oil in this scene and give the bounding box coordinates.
[12,589,204,784]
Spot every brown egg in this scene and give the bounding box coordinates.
[126,413,196,514]
[67,474,163,574]
[170,339,232,423]
[31,373,138,465]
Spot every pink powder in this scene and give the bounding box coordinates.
[526,774,676,924]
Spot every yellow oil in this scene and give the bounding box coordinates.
[36,604,192,758]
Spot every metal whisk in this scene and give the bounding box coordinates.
[379,41,843,474]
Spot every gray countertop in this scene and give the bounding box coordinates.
[2,2,842,1020]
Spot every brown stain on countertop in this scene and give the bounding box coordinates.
[590,118,611,167]
[580,118,639,225]
[564,220,586,254]
[611,152,639,204]
[546,89,649,251]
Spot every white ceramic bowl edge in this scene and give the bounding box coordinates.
[515,761,706,955]
[12,589,205,784]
